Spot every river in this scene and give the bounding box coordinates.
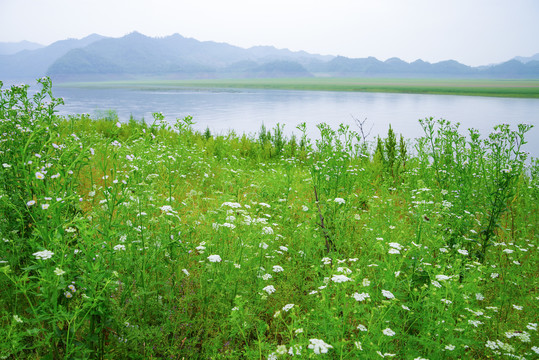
[52,86,539,157]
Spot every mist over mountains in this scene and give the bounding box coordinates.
[1,32,538,81]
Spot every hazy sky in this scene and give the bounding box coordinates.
[1,0,538,66]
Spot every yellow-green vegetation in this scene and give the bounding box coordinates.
[61,77,539,98]
[1,78,538,359]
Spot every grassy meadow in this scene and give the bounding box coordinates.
[61,77,539,98]
[1,78,538,359]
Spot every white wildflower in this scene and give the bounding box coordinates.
[282,304,294,312]
[435,275,451,281]
[331,274,351,283]
[208,254,222,262]
[222,202,242,208]
[308,339,333,354]
[353,292,370,302]
[276,345,287,355]
[33,250,54,260]
[262,226,274,235]
[357,324,368,331]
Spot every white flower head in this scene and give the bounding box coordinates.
[159,205,175,213]
[435,274,451,281]
[276,345,287,355]
[382,289,395,299]
[382,327,396,336]
[353,292,370,302]
[331,274,352,283]
[221,202,241,208]
[357,324,368,332]
[262,285,276,295]
[35,172,45,180]
[334,197,345,205]
[308,339,333,354]
[272,265,284,272]
[282,303,295,312]
[207,254,222,262]
[262,226,274,235]
[54,267,66,276]
[33,250,54,260]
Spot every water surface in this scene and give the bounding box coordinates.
[53,86,539,157]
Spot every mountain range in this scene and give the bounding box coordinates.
[1,32,538,81]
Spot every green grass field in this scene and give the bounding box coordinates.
[61,77,539,98]
[1,79,538,359]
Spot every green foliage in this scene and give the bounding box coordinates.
[0,79,537,359]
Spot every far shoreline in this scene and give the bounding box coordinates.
[57,77,539,99]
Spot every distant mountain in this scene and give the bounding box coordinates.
[45,32,325,80]
[1,32,538,81]
[315,56,538,78]
[0,34,107,80]
[513,53,539,64]
[0,40,44,55]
